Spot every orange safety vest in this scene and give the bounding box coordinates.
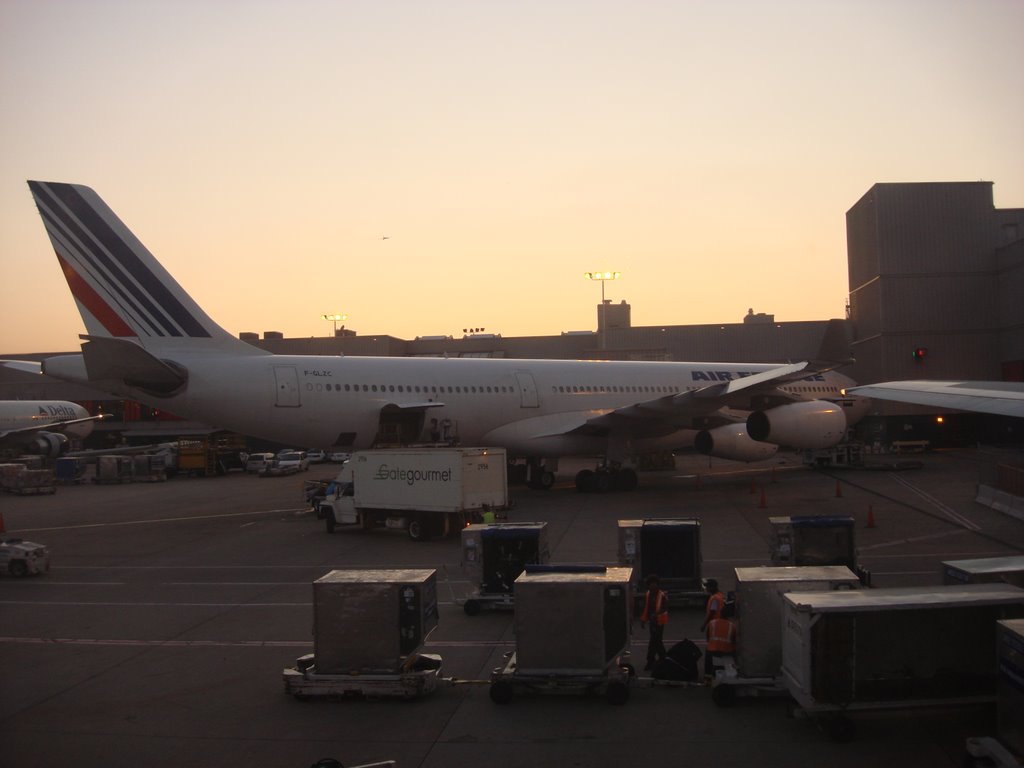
[706,617,737,653]
[705,591,726,622]
[641,588,668,626]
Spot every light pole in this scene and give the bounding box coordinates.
[584,271,620,351]
[322,313,348,336]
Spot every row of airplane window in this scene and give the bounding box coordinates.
[309,383,684,395]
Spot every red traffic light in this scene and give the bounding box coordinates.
[913,347,928,360]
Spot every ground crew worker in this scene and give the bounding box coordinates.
[704,599,737,679]
[701,578,726,631]
[639,574,669,671]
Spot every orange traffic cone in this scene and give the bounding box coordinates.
[759,487,767,509]
[866,504,876,529]
[835,480,843,498]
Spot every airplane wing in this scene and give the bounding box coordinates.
[0,413,105,442]
[569,362,815,438]
[849,381,1024,418]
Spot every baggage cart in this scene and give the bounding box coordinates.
[283,569,442,700]
[964,619,1024,767]
[769,514,871,585]
[459,522,549,615]
[489,566,634,705]
[781,584,1024,741]
[283,652,443,700]
[711,565,860,707]
[617,518,704,606]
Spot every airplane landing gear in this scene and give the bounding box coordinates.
[574,466,638,493]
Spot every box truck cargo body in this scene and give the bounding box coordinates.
[312,569,438,674]
[513,567,633,675]
[320,448,508,539]
[734,566,860,679]
[781,584,1024,712]
[943,556,1024,588]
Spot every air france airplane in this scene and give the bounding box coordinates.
[24,181,869,490]
[0,399,99,456]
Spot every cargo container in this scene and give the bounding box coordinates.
[319,448,508,540]
[769,514,870,585]
[942,556,1024,588]
[735,566,861,679]
[96,455,133,484]
[460,522,549,614]
[781,584,1024,740]
[489,566,634,704]
[283,569,442,699]
[617,518,703,605]
[963,619,1024,767]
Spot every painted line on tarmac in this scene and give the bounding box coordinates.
[889,474,981,531]
[0,599,465,608]
[860,529,975,551]
[10,507,305,534]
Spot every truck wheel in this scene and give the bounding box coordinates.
[325,515,335,534]
[9,560,28,578]
[489,680,514,705]
[408,519,425,541]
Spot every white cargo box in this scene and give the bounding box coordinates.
[734,566,860,679]
[997,619,1024,757]
[782,584,1024,713]
[313,569,438,674]
[942,556,1024,587]
[513,567,633,675]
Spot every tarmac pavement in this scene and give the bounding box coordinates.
[1,448,1022,767]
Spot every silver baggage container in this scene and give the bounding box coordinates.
[782,584,1024,712]
[997,619,1024,757]
[942,556,1024,587]
[513,566,632,675]
[313,569,438,674]
[617,518,702,602]
[734,566,859,679]
[769,515,857,567]
[461,523,549,595]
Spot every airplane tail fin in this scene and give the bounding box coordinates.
[27,181,258,354]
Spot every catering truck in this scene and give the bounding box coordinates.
[319,448,508,541]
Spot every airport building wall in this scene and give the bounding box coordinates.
[846,182,1024,416]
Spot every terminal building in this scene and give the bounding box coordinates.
[2,180,1022,449]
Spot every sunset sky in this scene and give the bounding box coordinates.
[2,0,1022,355]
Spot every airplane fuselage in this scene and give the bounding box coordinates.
[98,354,868,457]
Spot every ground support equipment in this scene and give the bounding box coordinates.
[283,653,443,700]
[488,651,634,705]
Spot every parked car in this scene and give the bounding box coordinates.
[244,452,275,474]
[261,451,310,476]
[328,451,351,463]
[306,449,327,463]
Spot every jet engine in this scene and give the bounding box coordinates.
[694,424,778,462]
[24,431,70,457]
[746,400,847,449]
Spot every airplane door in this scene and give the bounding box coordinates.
[273,366,301,407]
[514,371,539,408]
